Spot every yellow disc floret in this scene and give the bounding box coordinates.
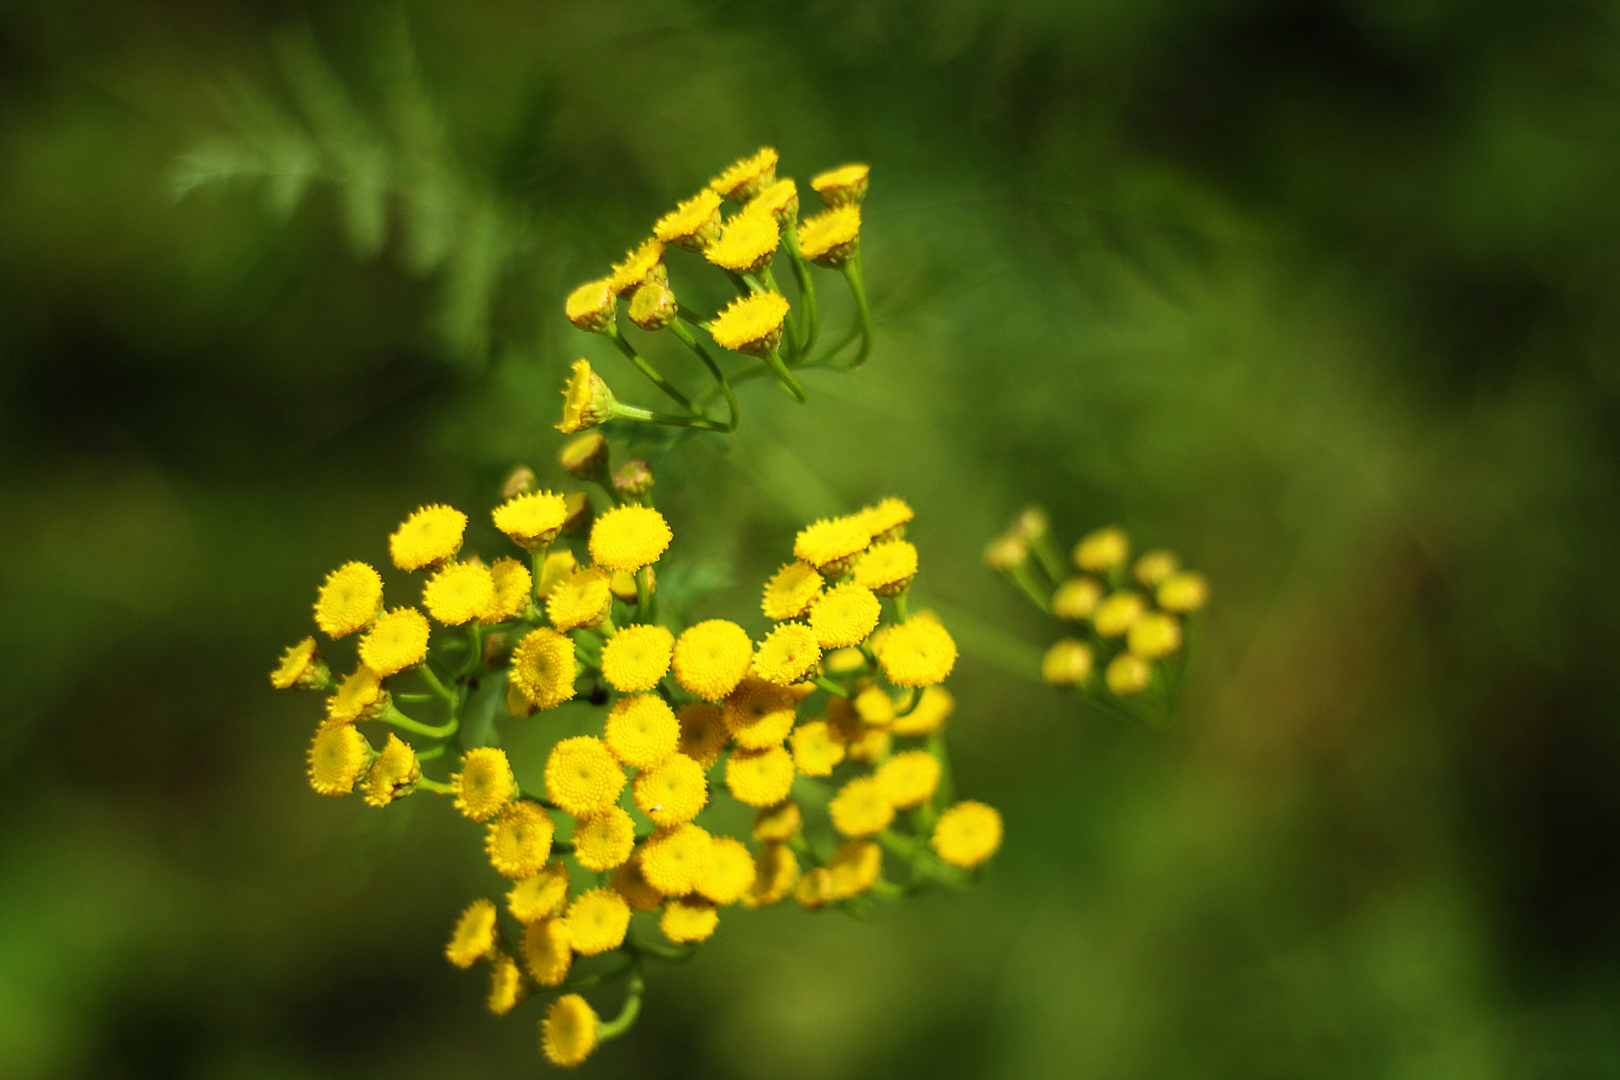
[608,237,666,296]
[563,888,630,956]
[1092,590,1146,637]
[753,623,820,685]
[1052,576,1104,620]
[509,863,570,923]
[753,800,802,843]
[794,516,871,573]
[1157,570,1209,613]
[797,205,861,265]
[829,775,894,837]
[743,843,800,908]
[487,952,525,1016]
[725,745,796,807]
[390,505,467,571]
[483,557,533,622]
[600,624,674,692]
[653,188,724,250]
[874,618,957,687]
[452,747,517,822]
[363,732,420,806]
[661,898,719,943]
[544,736,625,816]
[827,839,883,899]
[486,801,555,878]
[358,607,431,677]
[523,918,572,986]
[307,720,368,797]
[571,806,636,871]
[876,750,941,809]
[1074,525,1129,573]
[564,277,616,333]
[423,561,496,626]
[723,677,798,749]
[510,627,577,710]
[672,620,754,701]
[546,567,612,632]
[589,504,672,573]
[271,635,326,689]
[710,291,790,355]
[677,702,728,767]
[696,836,757,905]
[1041,638,1094,688]
[853,540,918,596]
[932,801,1003,868]
[790,720,846,777]
[314,562,383,638]
[603,693,679,769]
[611,852,664,912]
[1106,652,1152,695]
[891,685,954,737]
[762,560,823,620]
[446,898,498,968]
[326,665,384,722]
[710,146,778,202]
[633,752,709,826]
[810,163,870,208]
[855,497,912,541]
[1128,611,1182,660]
[493,491,570,551]
[558,358,616,433]
[808,583,881,648]
[541,993,598,1067]
[639,823,714,895]
[705,210,779,273]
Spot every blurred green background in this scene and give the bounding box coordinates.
[4,0,1620,1076]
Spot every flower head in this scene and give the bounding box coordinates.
[743,843,799,908]
[796,867,836,908]
[874,618,957,687]
[672,620,754,701]
[809,583,881,648]
[541,993,598,1067]
[876,750,941,809]
[654,188,724,250]
[560,432,609,479]
[661,898,719,943]
[1157,570,1209,613]
[723,677,798,749]
[546,567,612,632]
[891,685,954,737]
[557,359,617,434]
[811,163,870,208]
[363,733,420,807]
[753,800,802,843]
[628,280,679,331]
[608,237,666,296]
[600,624,674,692]
[1105,652,1152,695]
[564,888,631,955]
[314,562,383,638]
[486,801,555,878]
[544,736,625,817]
[510,627,576,710]
[854,540,918,597]
[487,952,526,1017]
[564,277,616,333]
[590,504,672,573]
[790,720,846,777]
[633,752,708,826]
[390,505,467,571]
[508,862,570,923]
[725,745,796,807]
[745,177,799,225]
[571,806,636,871]
[535,549,578,599]
[677,702,728,767]
[1074,525,1129,573]
[827,839,883,899]
[359,607,431,677]
[752,623,821,685]
[611,852,664,912]
[762,560,822,620]
[271,636,328,690]
[307,720,368,797]
[639,823,714,895]
[1128,611,1182,660]
[710,146,778,202]
[493,490,570,551]
[794,516,871,574]
[446,898,498,968]
[423,561,496,626]
[931,801,1003,868]
[1052,576,1103,621]
[1092,590,1146,638]
[1041,638,1094,688]
[453,747,517,822]
[797,205,861,266]
[829,775,894,837]
[705,211,779,274]
[710,291,790,355]
[482,557,533,623]
[1134,549,1180,587]
[603,693,679,770]
[326,665,384,722]
[856,496,912,541]
[524,918,572,986]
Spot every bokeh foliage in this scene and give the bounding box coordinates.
[2,0,1619,1076]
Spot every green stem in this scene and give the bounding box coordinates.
[604,324,699,414]
[1030,533,1067,584]
[1009,562,1052,613]
[761,344,806,403]
[462,623,484,678]
[782,222,818,360]
[416,744,447,762]
[893,591,910,623]
[812,674,852,699]
[626,935,695,962]
[416,775,452,794]
[740,271,767,295]
[416,662,454,701]
[379,700,458,740]
[668,319,738,432]
[677,303,716,325]
[596,960,644,1042]
[841,251,873,368]
[636,566,656,622]
[558,954,633,992]
[610,400,730,431]
[528,541,553,601]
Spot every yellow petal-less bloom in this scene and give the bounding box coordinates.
[271,636,327,690]
[493,491,570,551]
[796,867,836,908]
[753,623,821,685]
[710,146,778,202]
[846,727,891,765]
[723,677,798,749]
[661,898,719,944]
[423,561,496,626]
[743,843,800,908]
[453,747,518,822]
[725,745,796,808]
[589,504,672,573]
[875,618,957,687]
[1074,525,1129,573]
[509,862,570,923]
[308,720,368,797]
[536,549,578,599]
[890,685,954,737]
[571,806,636,871]
[1128,611,1182,660]
[564,277,616,333]
[639,824,714,895]
[797,205,861,266]
[696,836,757,905]
[876,750,941,809]
[541,993,598,1067]
[446,898,498,968]
[705,211,779,274]
[600,624,674,692]
[746,176,800,226]
[1106,652,1152,695]
[603,694,679,769]
[564,888,631,955]
[633,752,708,826]
[487,952,526,1016]
[808,583,882,648]
[314,562,383,638]
[856,497,913,541]
[326,665,384,722]
[932,801,1003,868]
[544,736,625,817]
[1093,590,1146,638]
[790,720,846,777]
[827,839,883,899]
[710,291,790,355]
[1041,638,1094,688]
[609,568,640,604]
[483,557,533,622]
[611,852,664,912]
[672,620,754,701]
[486,801,555,878]
[676,702,728,767]
[653,188,723,251]
[608,237,666,296]
[854,685,896,726]
[811,163,870,208]
[510,627,577,710]
[794,516,872,573]
[546,567,612,632]
[1052,576,1104,621]
[829,775,894,837]
[390,505,467,571]
[853,540,918,597]
[628,279,679,330]
[358,607,431,677]
[1134,549,1179,587]
[753,800,802,843]
[524,918,572,986]
[557,358,617,434]
[1157,570,1209,613]
[363,733,420,807]
[762,560,823,620]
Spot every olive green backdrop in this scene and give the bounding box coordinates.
[3,1,1618,1077]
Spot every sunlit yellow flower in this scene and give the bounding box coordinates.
[560,431,608,480]
[890,685,954,737]
[603,693,679,769]
[390,505,467,571]
[753,623,820,685]
[508,862,570,923]
[1093,590,1146,637]
[482,557,533,623]
[271,635,327,690]
[535,549,578,599]
[932,801,1002,868]
[743,843,799,908]
[523,918,572,986]
[358,607,431,677]
[557,359,616,434]
[808,582,881,648]
[875,618,957,687]
[1157,570,1209,613]
[827,839,882,899]
[790,720,846,777]
[486,801,555,878]
[608,237,666,296]
[453,747,517,822]
[486,951,526,1016]
[710,291,790,355]
[611,851,663,912]
[1105,652,1152,695]
[856,496,912,541]
[445,898,498,968]
[676,702,728,767]
[796,867,836,908]
[854,685,895,726]
[1074,525,1129,573]
[710,146,778,202]
[654,188,723,251]
[363,733,420,807]
[1128,611,1182,660]
[633,752,708,826]
[1041,638,1094,688]
[639,823,714,895]
[705,211,779,273]
[600,624,674,692]
[745,176,799,225]
[984,531,1029,572]
[829,775,894,837]
[628,280,679,330]
[723,677,797,749]
[510,626,576,710]
[307,720,368,797]
[725,745,796,807]
[493,491,570,551]
[563,888,631,956]
[753,800,802,843]
[590,504,672,573]
[853,540,918,596]
[661,897,719,943]
[846,726,891,765]
[422,561,495,626]
[546,566,612,631]
[571,806,636,871]
[762,560,822,620]
[1052,576,1104,620]
[796,205,860,265]
[810,163,870,208]
[794,516,871,573]
[695,836,756,905]
[326,664,384,722]
[541,993,598,1067]
[564,277,616,333]
[672,620,754,701]
[544,736,625,817]
[314,562,383,638]
[876,750,940,809]
[823,646,867,674]
[1133,549,1179,587]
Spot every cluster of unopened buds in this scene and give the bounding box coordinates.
[271,441,1000,1066]
[557,146,874,436]
[986,509,1209,720]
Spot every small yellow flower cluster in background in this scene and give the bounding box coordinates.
[986,508,1209,714]
[271,463,998,1069]
[558,147,878,440]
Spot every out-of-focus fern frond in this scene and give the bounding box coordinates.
[172,76,321,219]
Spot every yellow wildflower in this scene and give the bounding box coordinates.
[390,505,467,571]
[564,888,631,956]
[486,801,555,878]
[796,867,836,908]
[609,568,639,604]
[483,557,533,622]
[790,720,846,777]
[1093,590,1146,637]
[541,993,598,1067]
[854,685,896,726]
[876,750,940,809]
[753,800,802,843]
[423,561,495,626]
[709,146,778,202]
[725,745,796,807]
[875,618,957,687]
[628,280,678,331]
[557,359,617,434]
[676,702,728,767]
[794,516,872,573]
[1074,525,1129,573]
[672,620,754,701]
[326,665,384,722]
[796,205,861,265]
[523,917,572,986]
[984,532,1029,572]
[853,540,918,596]
[827,839,883,899]
[510,627,576,710]
[696,836,757,905]
[560,431,608,479]
[571,806,636,871]
[445,898,498,968]
[639,823,714,895]
[1041,638,1094,688]
[891,685,954,737]
[600,624,674,692]
[487,952,526,1017]
[808,583,881,648]
[535,549,578,599]
[653,187,723,250]
[846,726,891,765]
[710,290,790,355]
[508,862,570,923]
[313,562,382,638]
[452,747,517,822]
[603,693,679,770]
[362,733,420,807]
[271,635,327,690]
[1128,611,1182,660]
[811,163,870,208]
[746,176,799,225]
[1134,549,1179,587]
[932,801,1002,868]
[743,843,799,908]
[856,497,912,540]
[589,504,672,573]
[544,737,625,817]
[761,560,823,620]
[753,623,821,685]
[307,720,368,797]
[633,752,709,826]
[1105,652,1152,695]
[1157,570,1209,613]
[611,852,664,912]
[723,677,798,749]
[829,775,894,837]
[608,237,666,296]
[546,566,612,632]
[705,211,779,274]
[661,898,719,943]
[492,490,570,551]
[823,646,867,674]
[358,607,431,677]
[563,277,616,333]
[1052,576,1104,621]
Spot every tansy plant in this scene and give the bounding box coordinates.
[985,508,1210,723]
[271,151,1000,1070]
